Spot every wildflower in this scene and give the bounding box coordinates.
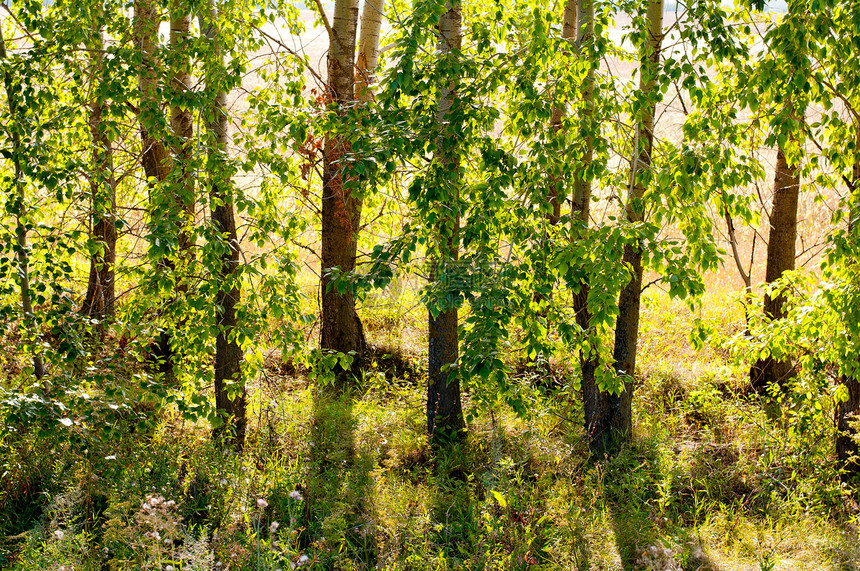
[54,530,65,540]
[297,554,309,566]
[220,479,228,487]
[289,490,304,501]
[269,521,280,533]
[257,498,269,509]
[166,566,175,571]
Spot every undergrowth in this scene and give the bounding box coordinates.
[1,290,859,571]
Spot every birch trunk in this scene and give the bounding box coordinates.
[356,0,385,103]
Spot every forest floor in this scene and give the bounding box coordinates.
[2,286,860,571]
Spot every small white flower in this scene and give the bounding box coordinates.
[288,490,304,501]
[257,498,269,509]
[166,566,175,571]
[53,530,65,540]
[220,479,228,487]
[152,531,161,541]
[269,521,280,533]
[297,554,309,566]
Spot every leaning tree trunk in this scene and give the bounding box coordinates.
[749,142,800,392]
[199,0,246,449]
[82,25,117,320]
[569,0,608,453]
[169,0,195,260]
[1,27,45,379]
[135,0,175,373]
[427,0,466,447]
[837,126,860,482]
[320,0,366,377]
[608,0,664,451]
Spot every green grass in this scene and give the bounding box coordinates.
[1,288,859,570]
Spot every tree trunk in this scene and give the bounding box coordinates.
[427,0,465,446]
[608,0,664,451]
[837,128,860,482]
[320,0,366,376]
[81,27,117,319]
[135,0,175,372]
[1,27,45,379]
[170,0,195,258]
[81,26,117,320]
[568,0,608,453]
[750,144,800,392]
[200,0,246,449]
[356,0,385,103]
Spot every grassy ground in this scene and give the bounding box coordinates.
[1,287,859,571]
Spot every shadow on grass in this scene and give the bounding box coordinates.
[602,440,724,571]
[306,387,377,569]
[428,443,476,567]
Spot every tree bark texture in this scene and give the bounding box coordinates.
[356,0,385,103]
[200,0,246,449]
[837,131,860,482]
[750,145,800,391]
[427,0,465,446]
[82,26,117,320]
[569,0,607,453]
[1,27,45,379]
[606,0,664,452]
[321,0,367,371]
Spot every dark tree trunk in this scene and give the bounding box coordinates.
[750,145,800,392]
[1,27,45,379]
[606,0,664,451]
[321,0,366,377]
[837,135,860,482]
[82,27,117,320]
[569,0,611,453]
[200,0,246,449]
[135,0,175,373]
[427,0,466,446]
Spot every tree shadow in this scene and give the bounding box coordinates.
[428,442,477,567]
[601,440,725,571]
[306,387,378,568]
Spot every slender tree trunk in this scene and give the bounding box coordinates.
[135,0,175,372]
[568,0,608,453]
[427,0,465,446]
[837,126,860,482]
[1,28,45,379]
[608,0,664,450]
[547,0,577,225]
[82,26,117,320]
[356,0,385,103]
[170,0,195,259]
[200,0,246,449]
[749,143,800,391]
[320,0,366,375]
